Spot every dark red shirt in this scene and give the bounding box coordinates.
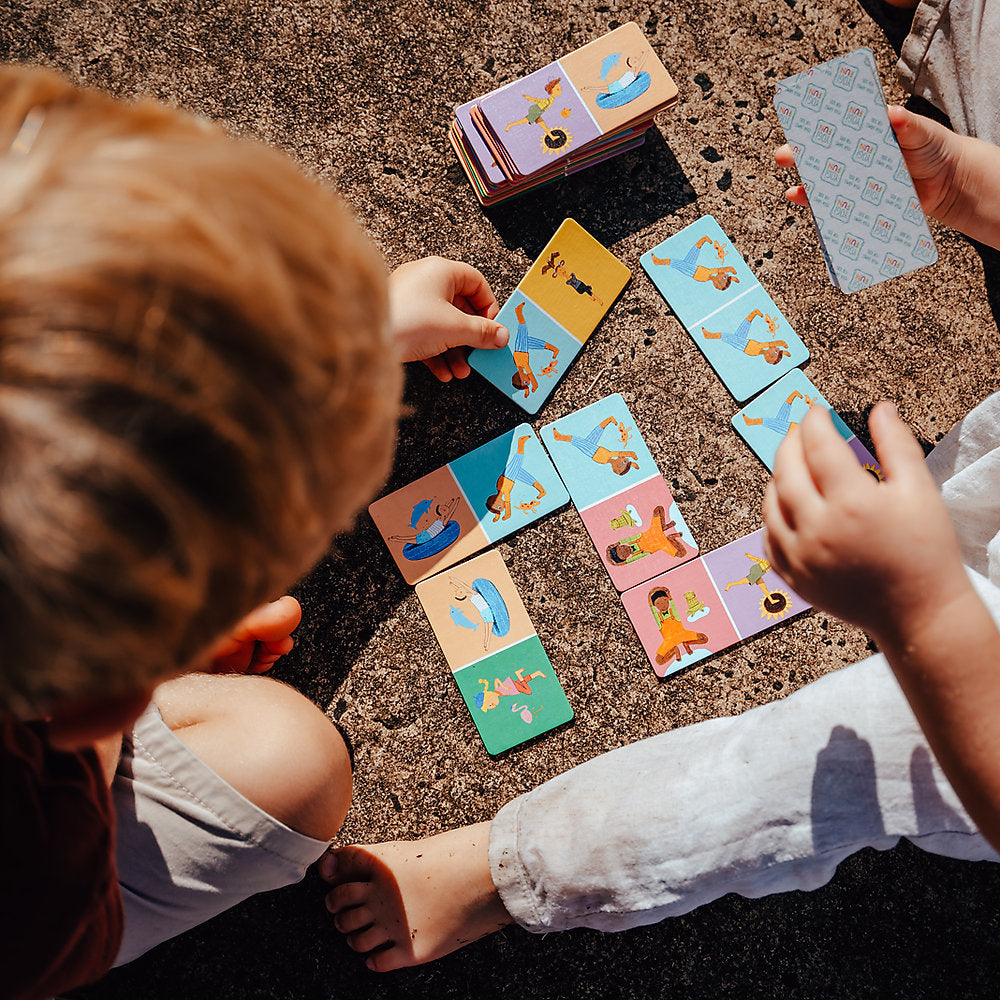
[1,716,123,999]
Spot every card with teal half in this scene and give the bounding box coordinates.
[541,393,657,511]
[447,423,569,545]
[450,635,574,755]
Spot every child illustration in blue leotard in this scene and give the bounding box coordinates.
[485,434,547,522]
[742,389,816,435]
[552,415,638,476]
[540,252,605,306]
[650,234,739,291]
[510,301,559,398]
[702,309,790,366]
[448,575,510,652]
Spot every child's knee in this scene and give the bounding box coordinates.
[156,673,352,841]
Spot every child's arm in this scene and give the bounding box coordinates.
[763,403,1000,850]
[389,257,510,382]
[777,106,1000,252]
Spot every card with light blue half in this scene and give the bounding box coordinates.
[640,215,758,328]
[685,287,807,403]
[642,216,807,402]
[451,635,574,755]
[541,393,657,511]
[448,423,569,545]
[470,294,582,415]
[732,369,882,476]
[774,48,937,292]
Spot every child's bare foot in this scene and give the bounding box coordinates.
[321,821,512,971]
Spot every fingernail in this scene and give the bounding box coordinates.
[318,850,337,880]
[494,325,509,347]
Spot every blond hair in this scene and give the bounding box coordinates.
[0,66,401,715]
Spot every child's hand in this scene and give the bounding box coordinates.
[776,106,1000,250]
[762,403,971,644]
[206,595,303,674]
[389,257,509,382]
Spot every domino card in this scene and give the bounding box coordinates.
[641,215,809,402]
[416,550,574,755]
[622,528,811,677]
[369,424,569,584]
[774,48,937,292]
[473,23,677,179]
[541,393,699,591]
[469,219,631,414]
[732,369,883,476]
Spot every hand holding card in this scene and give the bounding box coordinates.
[773,48,937,292]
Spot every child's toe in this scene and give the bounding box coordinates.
[334,905,374,934]
[347,924,393,954]
[325,880,368,912]
[366,944,412,973]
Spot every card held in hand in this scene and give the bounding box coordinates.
[774,48,937,292]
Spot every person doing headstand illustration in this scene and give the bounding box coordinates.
[648,586,709,666]
[606,505,687,566]
[650,234,739,291]
[702,309,791,366]
[540,252,605,306]
[552,415,638,476]
[742,389,815,435]
[725,553,773,596]
[510,301,559,398]
[505,79,563,139]
[485,434,547,523]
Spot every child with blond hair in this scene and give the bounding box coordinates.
[0,65,509,999]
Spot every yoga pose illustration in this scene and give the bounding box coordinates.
[388,497,461,560]
[742,389,816,435]
[725,553,791,617]
[510,301,559,397]
[580,50,652,109]
[540,252,605,305]
[552,415,638,476]
[485,434,547,522]
[725,553,774,596]
[702,309,791,366]
[606,505,687,566]
[504,79,568,148]
[448,575,511,652]
[475,668,548,712]
[650,234,739,290]
[648,586,709,666]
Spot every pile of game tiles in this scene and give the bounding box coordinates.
[450,23,678,206]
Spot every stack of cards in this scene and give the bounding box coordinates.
[732,369,882,476]
[451,23,678,205]
[622,528,812,677]
[541,393,699,592]
[416,550,574,754]
[469,219,631,414]
[642,214,809,403]
[774,48,937,292]
[369,425,569,584]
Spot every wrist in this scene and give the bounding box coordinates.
[870,572,980,654]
